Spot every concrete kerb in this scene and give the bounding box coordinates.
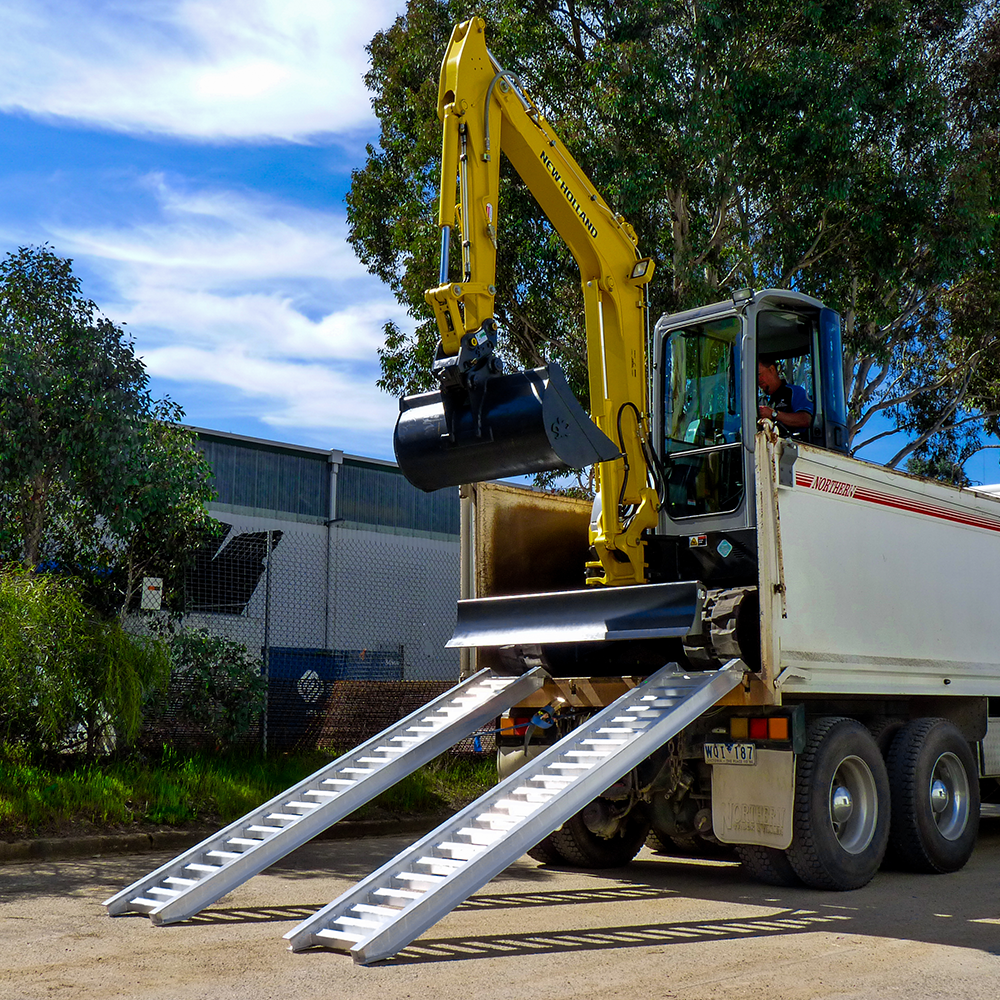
[0,814,444,865]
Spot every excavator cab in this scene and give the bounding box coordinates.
[653,290,848,585]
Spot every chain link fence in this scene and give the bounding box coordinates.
[138,517,496,756]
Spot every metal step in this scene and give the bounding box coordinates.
[103,667,545,925]
[284,660,745,964]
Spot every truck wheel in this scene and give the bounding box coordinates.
[785,717,890,890]
[646,828,679,854]
[526,834,567,865]
[548,803,650,868]
[867,716,904,757]
[885,718,980,873]
[735,845,801,887]
[646,828,703,854]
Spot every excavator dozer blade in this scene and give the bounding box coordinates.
[393,363,619,492]
[447,580,705,647]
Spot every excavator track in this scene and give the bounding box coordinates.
[682,586,759,671]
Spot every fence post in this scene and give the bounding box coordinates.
[262,528,272,755]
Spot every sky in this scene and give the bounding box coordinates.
[0,0,409,460]
[0,1,995,483]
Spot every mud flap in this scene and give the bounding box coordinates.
[393,363,619,492]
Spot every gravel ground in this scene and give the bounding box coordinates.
[2,817,999,1000]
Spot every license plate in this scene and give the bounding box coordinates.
[704,742,756,765]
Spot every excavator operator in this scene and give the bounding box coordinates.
[757,356,814,434]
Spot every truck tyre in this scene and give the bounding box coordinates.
[867,717,904,758]
[785,717,890,890]
[526,834,567,865]
[646,828,701,854]
[735,845,801,887]
[547,804,650,868]
[885,718,980,874]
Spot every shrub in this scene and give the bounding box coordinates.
[0,569,170,758]
[148,629,266,753]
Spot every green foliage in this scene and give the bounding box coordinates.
[350,1,1000,480]
[0,748,495,838]
[108,401,220,619]
[0,245,217,605]
[145,629,267,753]
[0,570,170,757]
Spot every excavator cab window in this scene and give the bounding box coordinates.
[757,309,819,444]
[661,316,745,519]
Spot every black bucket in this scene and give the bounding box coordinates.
[393,363,619,492]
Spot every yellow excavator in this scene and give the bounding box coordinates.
[394,17,850,663]
[393,16,660,590]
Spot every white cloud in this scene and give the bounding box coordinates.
[51,177,409,444]
[0,0,407,140]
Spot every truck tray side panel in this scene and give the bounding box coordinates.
[762,440,1000,697]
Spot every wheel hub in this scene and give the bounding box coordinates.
[831,785,854,824]
[929,778,950,815]
[829,756,878,854]
[930,752,970,840]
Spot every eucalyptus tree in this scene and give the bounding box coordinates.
[349,0,999,479]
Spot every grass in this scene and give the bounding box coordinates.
[0,747,497,841]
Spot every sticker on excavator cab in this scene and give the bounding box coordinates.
[710,748,795,850]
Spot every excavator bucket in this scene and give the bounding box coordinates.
[393,363,619,492]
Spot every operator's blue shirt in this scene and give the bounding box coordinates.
[768,380,814,417]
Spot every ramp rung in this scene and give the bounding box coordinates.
[415,856,463,871]
[373,888,422,901]
[317,928,365,945]
[103,667,546,924]
[456,827,505,845]
[396,871,446,884]
[353,904,401,918]
[285,661,746,963]
[335,915,384,930]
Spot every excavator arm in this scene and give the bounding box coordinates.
[394,17,657,587]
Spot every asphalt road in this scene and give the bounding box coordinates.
[3,818,999,1000]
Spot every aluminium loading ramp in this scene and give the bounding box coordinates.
[103,667,545,925]
[284,660,744,964]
